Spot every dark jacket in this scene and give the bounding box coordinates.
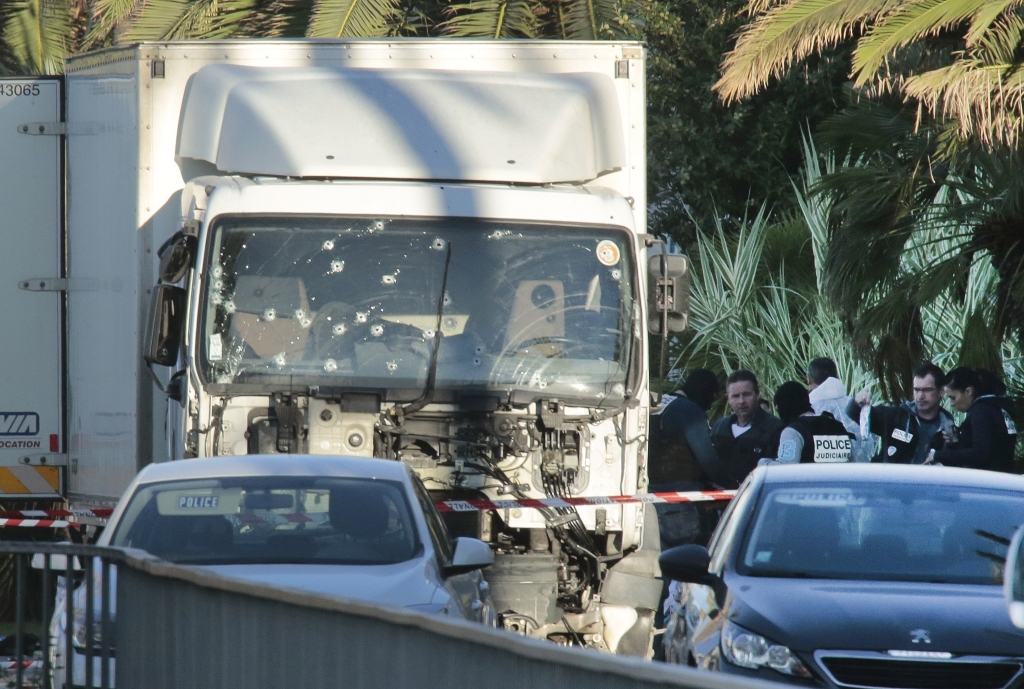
[934,396,1018,473]
[846,399,954,464]
[786,413,854,463]
[648,393,727,488]
[711,408,783,484]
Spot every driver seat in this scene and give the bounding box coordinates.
[504,280,565,356]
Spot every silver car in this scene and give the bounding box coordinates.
[51,454,494,687]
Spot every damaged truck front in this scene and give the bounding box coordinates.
[4,40,689,656]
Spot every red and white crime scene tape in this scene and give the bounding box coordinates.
[0,491,736,527]
[0,508,113,529]
[434,489,736,513]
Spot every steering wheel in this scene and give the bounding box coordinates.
[510,337,577,358]
[510,336,611,360]
[311,314,431,361]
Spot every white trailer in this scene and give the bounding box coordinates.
[0,40,688,654]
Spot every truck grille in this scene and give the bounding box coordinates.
[819,656,1021,689]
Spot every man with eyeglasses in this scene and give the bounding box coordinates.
[847,362,953,464]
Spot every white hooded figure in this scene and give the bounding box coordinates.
[808,376,875,462]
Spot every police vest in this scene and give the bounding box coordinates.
[788,414,853,463]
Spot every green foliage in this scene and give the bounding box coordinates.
[810,99,1024,397]
[641,0,849,244]
[716,0,1024,147]
[307,0,401,36]
[668,198,874,401]
[1,0,74,74]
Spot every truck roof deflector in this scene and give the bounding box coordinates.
[176,65,625,184]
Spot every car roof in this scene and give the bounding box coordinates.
[758,463,1024,491]
[134,455,412,484]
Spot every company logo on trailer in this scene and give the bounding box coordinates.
[0,413,39,436]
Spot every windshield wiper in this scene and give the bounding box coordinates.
[400,241,452,417]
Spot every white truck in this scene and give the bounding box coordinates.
[0,39,688,654]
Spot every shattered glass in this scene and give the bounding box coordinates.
[200,217,635,402]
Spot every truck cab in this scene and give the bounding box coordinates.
[0,40,688,655]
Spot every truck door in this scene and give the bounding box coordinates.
[0,78,63,499]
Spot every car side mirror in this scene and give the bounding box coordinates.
[659,544,715,585]
[443,537,493,578]
[144,284,187,366]
[647,253,690,334]
[1006,526,1024,628]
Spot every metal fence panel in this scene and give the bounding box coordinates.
[115,552,784,689]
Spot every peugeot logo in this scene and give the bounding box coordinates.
[910,629,931,644]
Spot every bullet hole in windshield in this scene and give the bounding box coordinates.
[322,240,335,251]
[224,300,236,314]
[423,329,436,340]
[262,308,276,322]
[324,359,338,372]
[356,312,368,324]
[382,274,396,285]
[370,324,385,337]
[295,309,312,329]
[611,269,621,280]
[386,360,398,373]
[333,323,347,336]
[273,353,287,368]
[329,260,345,274]
[431,238,446,251]
[212,265,224,278]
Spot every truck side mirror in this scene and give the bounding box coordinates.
[1006,526,1024,628]
[158,231,197,284]
[647,253,690,334]
[144,284,187,366]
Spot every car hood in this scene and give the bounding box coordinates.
[200,559,440,608]
[727,575,1024,655]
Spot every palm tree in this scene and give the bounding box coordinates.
[0,0,84,74]
[810,100,1024,397]
[1,0,632,74]
[714,0,1024,147]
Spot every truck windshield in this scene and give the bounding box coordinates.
[111,476,420,566]
[199,216,636,402]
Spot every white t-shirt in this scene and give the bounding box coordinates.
[731,423,751,438]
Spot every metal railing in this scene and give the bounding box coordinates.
[0,541,785,689]
[0,541,118,689]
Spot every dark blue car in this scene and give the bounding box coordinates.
[660,463,1024,688]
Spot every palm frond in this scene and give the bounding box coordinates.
[2,0,70,74]
[564,0,620,38]
[441,0,535,37]
[966,0,1023,45]
[125,0,256,39]
[852,0,990,85]
[83,0,140,48]
[307,0,400,36]
[715,0,898,103]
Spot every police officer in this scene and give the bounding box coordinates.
[648,368,728,489]
[760,381,853,464]
[847,362,952,464]
[928,367,1018,473]
[711,370,782,483]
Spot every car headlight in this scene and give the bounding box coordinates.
[720,620,810,677]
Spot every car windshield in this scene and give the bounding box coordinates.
[739,482,1024,585]
[199,216,635,402]
[111,476,419,566]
